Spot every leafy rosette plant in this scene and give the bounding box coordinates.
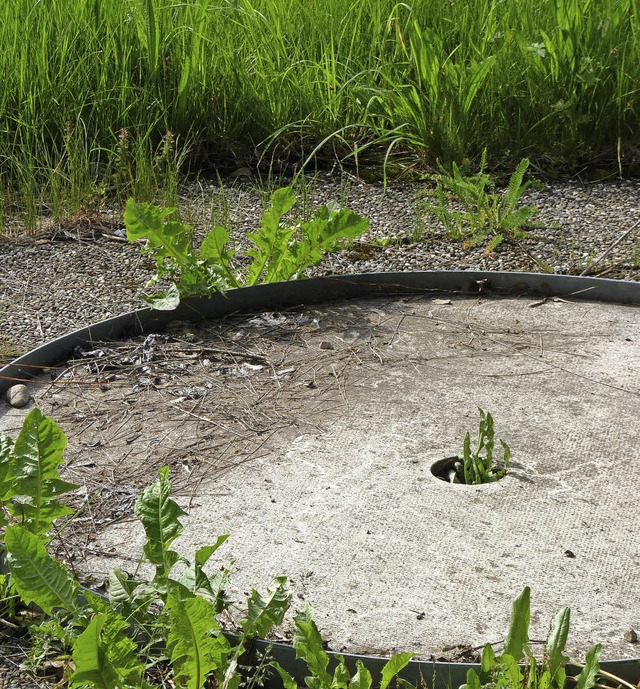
[125,186,369,310]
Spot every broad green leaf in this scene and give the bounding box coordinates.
[142,284,181,310]
[245,187,297,286]
[332,659,351,689]
[462,668,482,689]
[379,652,414,689]
[69,615,120,689]
[503,587,530,660]
[200,227,238,287]
[292,604,332,689]
[0,434,14,500]
[481,643,497,674]
[70,611,147,689]
[167,594,231,689]
[107,568,149,618]
[574,644,601,689]
[177,537,231,611]
[501,654,523,689]
[134,466,185,575]
[271,661,298,689]
[124,199,192,266]
[241,575,291,639]
[8,408,79,535]
[539,670,552,689]
[350,660,373,689]
[5,525,78,615]
[546,607,571,676]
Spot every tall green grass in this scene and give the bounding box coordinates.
[0,0,638,228]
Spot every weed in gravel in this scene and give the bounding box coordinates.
[420,151,539,253]
[125,186,369,309]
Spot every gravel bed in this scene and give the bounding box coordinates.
[1,173,639,360]
[0,172,639,686]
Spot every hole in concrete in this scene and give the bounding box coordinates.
[430,456,509,484]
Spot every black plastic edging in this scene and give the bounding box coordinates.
[1,271,639,686]
[2,270,640,398]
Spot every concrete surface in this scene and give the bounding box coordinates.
[1,292,639,662]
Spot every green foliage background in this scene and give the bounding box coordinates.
[0,0,638,225]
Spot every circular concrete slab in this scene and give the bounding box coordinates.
[4,289,639,663]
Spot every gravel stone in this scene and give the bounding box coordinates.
[0,173,638,360]
[4,384,30,408]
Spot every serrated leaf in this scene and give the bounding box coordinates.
[134,466,185,576]
[167,594,230,689]
[504,586,530,661]
[350,660,373,689]
[245,187,297,286]
[5,525,78,615]
[271,661,298,689]
[379,652,414,689]
[546,607,571,676]
[241,575,290,639]
[70,611,147,689]
[142,283,181,310]
[124,199,192,265]
[292,604,331,689]
[177,537,230,610]
[574,644,601,689]
[200,227,238,287]
[501,653,523,689]
[8,408,78,535]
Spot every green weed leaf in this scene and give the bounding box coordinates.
[350,660,373,689]
[167,594,231,689]
[379,652,414,689]
[292,604,332,689]
[69,615,120,689]
[271,661,298,689]
[246,187,297,286]
[242,575,290,639]
[177,537,231,611]
[462,668,482,689]
[501,654,524,689]
[0,434,14,500]
[70,611,147,689]
[200,227,238,287]
[504,586,530,660]
[8,408,78,535]
[481,643,497,674]
[5,525,78,615]
[546,607,571,676]
[124,199,192,267]
[142,283,181,310]
[134,466,186,579]
[574,645,601,689]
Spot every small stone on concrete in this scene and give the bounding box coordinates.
[4,384,30,408]
[624,628,638,643]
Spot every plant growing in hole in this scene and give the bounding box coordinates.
[125,186,369,310]
[421,150,538,253]
[452,408,511,484]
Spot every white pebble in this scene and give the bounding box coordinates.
[4,384,31,408]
